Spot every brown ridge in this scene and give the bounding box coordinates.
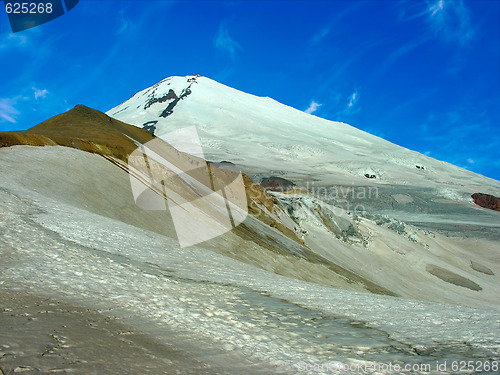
[1,105,154,161]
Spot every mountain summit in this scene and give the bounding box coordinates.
[107,75,499,192]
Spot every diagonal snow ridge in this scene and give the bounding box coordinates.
[127,125,248,247]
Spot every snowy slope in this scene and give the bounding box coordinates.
[107,75,500,194]
[104,74,500,310]
[1,146,499,375]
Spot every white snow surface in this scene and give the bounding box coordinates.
[1,146,499,374]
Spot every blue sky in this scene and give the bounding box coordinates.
[1,0,499,180]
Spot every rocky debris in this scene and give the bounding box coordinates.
[142,120,158,135]
[260,176,295,192]
[388,220,406,235]
[471,192,500,211]
[160,83,195,118]
[144,88,178,109]
[240,174,305,245]
[208,160,241,173]
[371,214,429,247]
[364,173,376,179]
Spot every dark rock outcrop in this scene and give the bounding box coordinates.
[471,193,500,211]
[260,176,295,192]
[159,86,193,118]
[142,121,158,135]
[144,89,178,110]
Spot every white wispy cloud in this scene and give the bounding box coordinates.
[347,91,358,108]
[342,90,360,116]
[426,0,474,45]
[0,98,20,123]
[428,0,444,16]
[325,90,361,120]
[326,90,361,121]
[7,33,28,45]
[214,22,242,59]
[397,0,474,46]
[336,90,360,118]
[32,87,49,100]
[417,108,498,175]
[305,101,322,114]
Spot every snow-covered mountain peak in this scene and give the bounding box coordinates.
[109,74,318,127]
[107,75,500,194]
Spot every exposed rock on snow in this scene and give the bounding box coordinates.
[208,160,241,173]
[471,192,500,211]
[142,120,158,134]
[260,176,295,192]
[144,88,178,109]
